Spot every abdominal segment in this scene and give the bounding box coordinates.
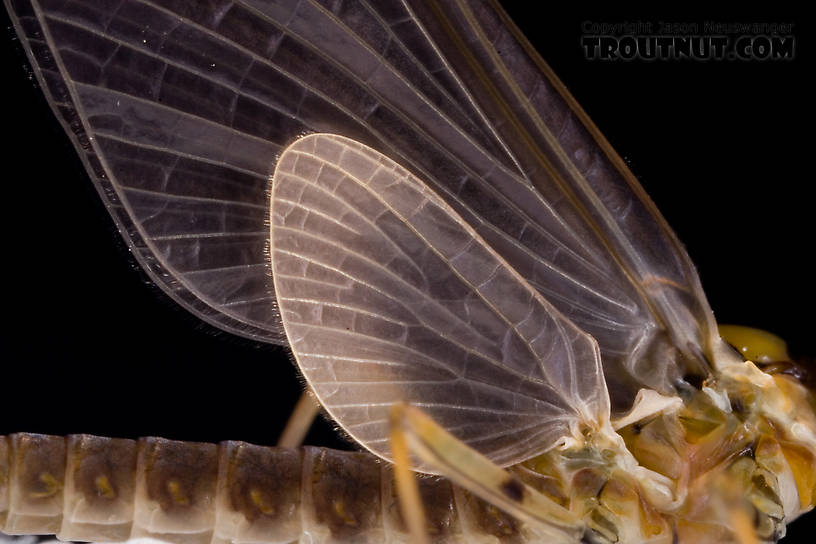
[0,434,539,543]
[0,434,379,543]
[2,371,814,544]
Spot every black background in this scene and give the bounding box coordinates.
[1,4,812,541]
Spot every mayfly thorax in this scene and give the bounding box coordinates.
[1,2,811,543]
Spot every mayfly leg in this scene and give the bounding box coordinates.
[388,403,584,544]
[276,391,322,448]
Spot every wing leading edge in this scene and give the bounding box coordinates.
[271,133,608,468]
[4,0,731,416]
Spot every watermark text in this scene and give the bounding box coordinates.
[581,21,795,61]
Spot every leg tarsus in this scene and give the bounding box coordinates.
[277,390,321,448]
[389,403,431,544]
[730,507,759,544]
[390,403,583,542]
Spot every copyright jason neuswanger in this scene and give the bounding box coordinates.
[581,20,795,61]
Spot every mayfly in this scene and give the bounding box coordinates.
[1,2,811,544]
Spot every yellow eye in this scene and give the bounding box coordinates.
[719,324,791,363]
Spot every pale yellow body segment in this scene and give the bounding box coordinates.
[521,361,816,543]
[385,358,816,544]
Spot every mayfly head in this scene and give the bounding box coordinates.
[721,324,816,392]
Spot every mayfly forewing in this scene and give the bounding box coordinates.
[270,132,608,469]
[402,0,739,407]
[4,0,814,543]
[3,0,292,344]
[3,0,716,419]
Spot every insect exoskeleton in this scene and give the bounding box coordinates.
[517,354,816,543]
[719,325,792,366]
[2,0,810,542]
[268,132,816,543]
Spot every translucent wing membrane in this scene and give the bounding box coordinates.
[401,0,730,401]
[271,133,607,468]
[6,0,287,341]
[6,0,726,411]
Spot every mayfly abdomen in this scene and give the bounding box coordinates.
[0,433,519,543]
